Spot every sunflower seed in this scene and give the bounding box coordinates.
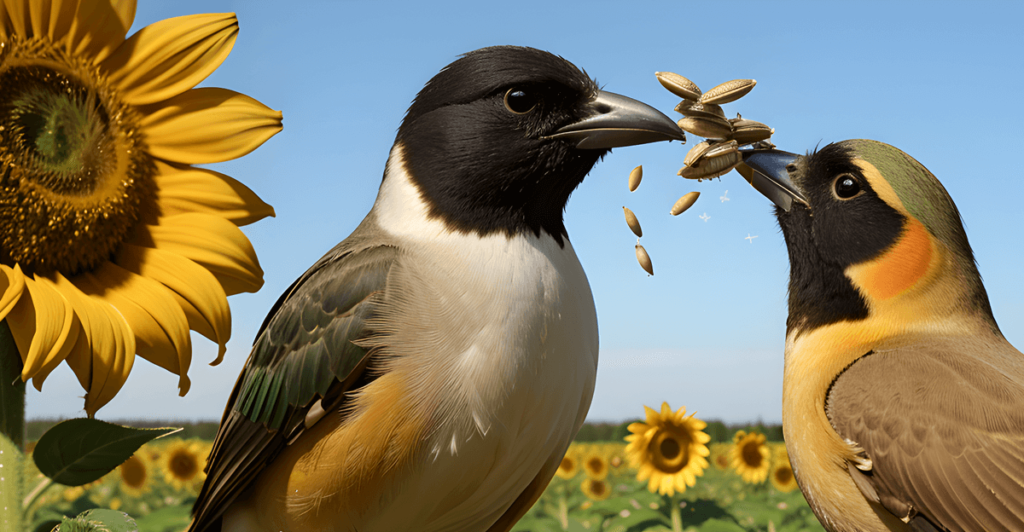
[656,72,701,101]
[729,119,773,144]
[700,79,756,105]
[705,139,739,159]
[678,150,742,180]
[684,141,711,167]
[628,165,642,192]
[623,207,642,238]
[670,191,700,216]
[674,100,725,119]
[635,243,654,276]
[677,116,733,139]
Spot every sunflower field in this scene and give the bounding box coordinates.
[22,408,825,532]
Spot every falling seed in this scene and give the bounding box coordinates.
[684,141,711,167]
[670,192,701,216]
[628,165,642,192]
[677,116,733,139]
[623,207,642,237]
[699,79,757,105]
[655,72,701,101]
[635,243,654,276]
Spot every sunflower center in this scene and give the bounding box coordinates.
[742,441,763,467]
[560,457,574,471]
[660,438,681,459]
[0,38,154,275]
[120,456,146,488]
[648,425,692,473]
[775,465,793,484]
[169,450,199,480]
[588,480,606,496]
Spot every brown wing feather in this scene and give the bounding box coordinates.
[827,334,1024,532]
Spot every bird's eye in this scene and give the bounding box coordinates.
[833,174,862,199]
[504,88,538,114]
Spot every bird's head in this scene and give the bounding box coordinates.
[741,140,997,337]
[392,46,683,244]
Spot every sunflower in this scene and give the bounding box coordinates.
[709,442,732,471]
[581,450,609,481]
[580,478,611,501]
[117,451,152,498]
[770,446,798,493]
[0,0,280,415]
[624,402,710,496]
[159,438,206,491]
[605,443,628,473]
[555,444,580,479]
[730,430,771,484]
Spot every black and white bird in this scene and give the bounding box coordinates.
[188,45,684,532]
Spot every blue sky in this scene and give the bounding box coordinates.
[27,1,1024,424]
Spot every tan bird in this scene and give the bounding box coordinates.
[740,140,1024,532]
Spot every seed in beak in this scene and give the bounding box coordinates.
[699,79,756,105]
[655,72,702,101]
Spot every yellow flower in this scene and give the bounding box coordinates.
[62,485,86,501]
[0,0,280,415]
[555,444,580,479]
[709,442,732,471]
[624,402,710,496]
[160,438,206,491]
[580,478,611,501]
[730,430,771,484]
[581,450,609,481]
[605,443,628,473]
[118,452,152,497]
[109,497,122,511]
[770,446,798,493]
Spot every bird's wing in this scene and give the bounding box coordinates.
[189,228,400,532]
[827,336,1024,531]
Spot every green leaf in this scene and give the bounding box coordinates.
[56,509,139,532]
[33,418,179,486]
[132,505,192,532]
[510,515,564,532]
[31,518,62,532]
[605,507,669,532]
[697,517,747,532]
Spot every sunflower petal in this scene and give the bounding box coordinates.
[115,243,230,363]
[0,2,9,39]
[137,213,264,296]
[109,0,134,33]
[153,160,274,226]
[2,0,28,37]
[72,261,192,396]
[63,0,130,64]
[141,87,282,164]
[28,0,78,42]
[102,13,238,106]
[0,263,26,321]
[644,405,659,426]
[28,275,81,391]
[5,274,76,382]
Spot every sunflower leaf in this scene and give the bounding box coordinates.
[32,418,180,486]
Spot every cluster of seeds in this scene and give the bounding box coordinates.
[656,73,775,181]
[623,165,702,276]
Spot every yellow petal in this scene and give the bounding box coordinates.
[71,261,192,396]
[115,243,231,363]
[141,87,282,164]
[28,0,78,42]
[660,402,671,418]
[102,13,237,106]
[108,0,134,32]
[644,405,659,426]
[0,263,26,322]
[63,0,130,64]
[3,0,29,37]
[50,274,135,416]
[136,213,264,296]
[28,275,81,391]
[5,274,75,382]
[0,2,9,39]
[153,160,274,226]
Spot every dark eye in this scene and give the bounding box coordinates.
[504,88,538,114]
[833,174,862,199]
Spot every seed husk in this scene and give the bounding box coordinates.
[705,139,739,159]
[684,141,711,167]
[700,79,756,105]
[628,165,642,192]
[635,243,654,276]
[674,100,725,119]
[656,72,701,101]
[623,206,642,237]
[678,150,742,180]
[670,191,700,216]
[729,119,773,144]
[677,115,733,139]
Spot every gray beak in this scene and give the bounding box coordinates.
[544,90,686,149]
[738,149,809,212]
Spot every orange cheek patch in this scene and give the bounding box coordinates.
[852,218,933,300]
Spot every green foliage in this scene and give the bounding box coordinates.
[55,508,139,532]
[27,419,219,442]
[33,419,179,486]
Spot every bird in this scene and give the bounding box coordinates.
[187,46,685,532]
[741,140,1024,531]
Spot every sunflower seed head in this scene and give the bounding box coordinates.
[700,79,756,105]
[704,139,739,159]
[684,141,711,167]
[677,116,733,139]
[670,191,700,216]
[623,206,642,238]
[635,243,654,276]
[628,165,642,192]
[656,71,702,101]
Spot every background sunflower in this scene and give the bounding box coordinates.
[624,402,710,496]
[555,444,580,480]
[580,478,611,501]
[159,438,206,491]
[770,446,799,493]
[730,430,771,484]
[117,452,152,498]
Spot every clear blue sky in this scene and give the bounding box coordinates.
[27,0,1024,424]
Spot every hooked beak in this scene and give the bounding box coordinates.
[737,149,809,212]
[544,90,686,149]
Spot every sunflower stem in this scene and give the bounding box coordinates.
[22,476,53,511]
[0,320,26,532]
[557,495,569,530]
[670,496,683,532]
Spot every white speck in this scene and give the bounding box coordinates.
[619,509,630,518]
[720,190,730,202]
[699,212,710,222]
[680,501,687,508]
[745,234,758,243]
